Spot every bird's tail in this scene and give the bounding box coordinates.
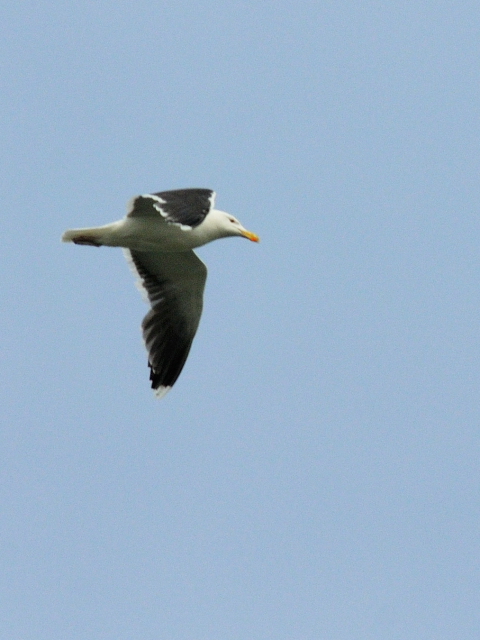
[61,222,120,247]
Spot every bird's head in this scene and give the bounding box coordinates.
[213,210,260,242]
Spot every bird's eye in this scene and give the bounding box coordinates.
[229,218,236,223]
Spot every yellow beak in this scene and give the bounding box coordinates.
[241,229,260,242]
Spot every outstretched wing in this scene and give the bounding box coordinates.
[124,248,207,398]
[127,188,216,229]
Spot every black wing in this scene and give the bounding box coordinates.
[124,248,207,397]
[127,188,216,229]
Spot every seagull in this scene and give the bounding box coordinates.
[62,188,259,398]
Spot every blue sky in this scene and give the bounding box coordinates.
[1,1,480,638]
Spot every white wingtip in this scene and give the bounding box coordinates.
[154,385,171,399]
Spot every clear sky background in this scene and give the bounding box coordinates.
[1,1,479,638]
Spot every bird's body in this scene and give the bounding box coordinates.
[62,188,259,398]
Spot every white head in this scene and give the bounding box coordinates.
[209,209,260,242]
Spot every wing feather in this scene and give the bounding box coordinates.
[127,188,215,229]
[124,249,207,396]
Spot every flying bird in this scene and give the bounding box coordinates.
[62,188,259,398]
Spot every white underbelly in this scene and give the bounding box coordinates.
[113,217,200,251]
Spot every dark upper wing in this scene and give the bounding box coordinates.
[124,248,207,397]
[127,188,216,229]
